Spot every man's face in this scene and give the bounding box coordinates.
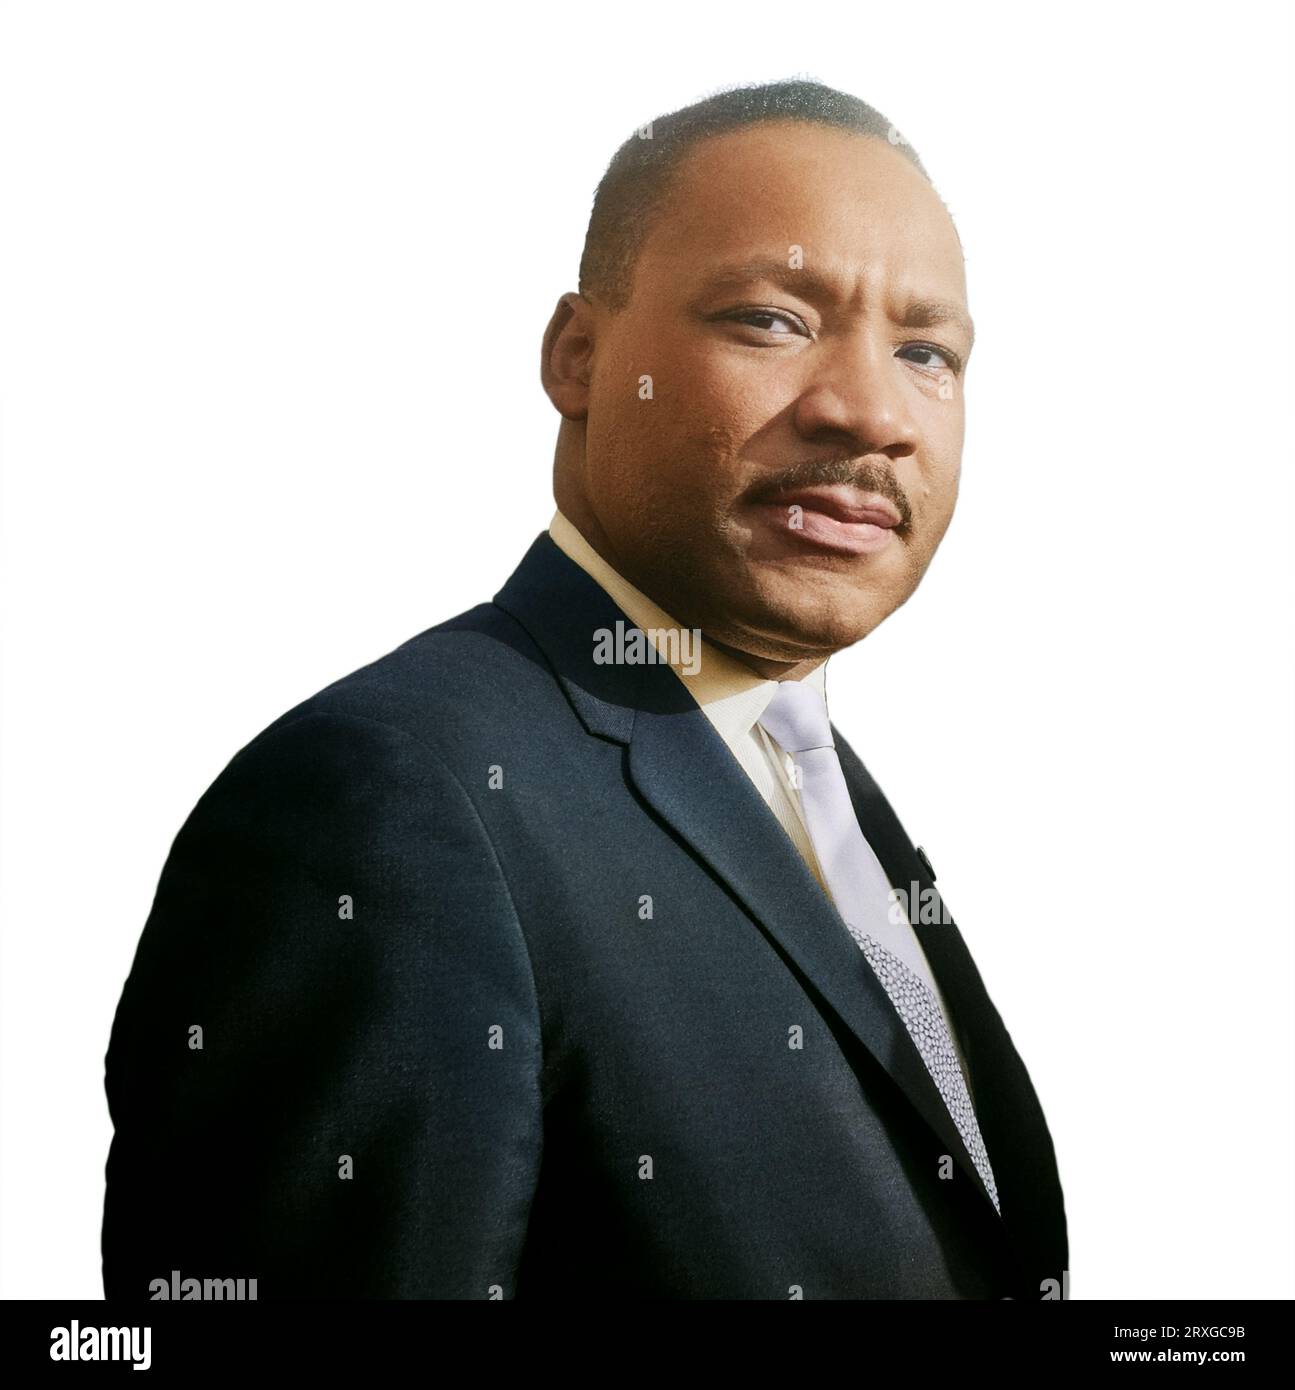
[552,119,973,663]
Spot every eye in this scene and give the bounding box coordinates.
[722,307,811,337]
[898,342,962,374]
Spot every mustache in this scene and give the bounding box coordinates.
[748,457,912,530]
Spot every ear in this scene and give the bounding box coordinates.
[540,292,596,422]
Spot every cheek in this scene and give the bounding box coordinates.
[642,322,777,428]
[683,356,788,446]
[916,401,964,503]
[619,392,750,515]
[915,470,959,548]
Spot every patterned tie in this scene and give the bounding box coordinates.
[758,679,1001,1216]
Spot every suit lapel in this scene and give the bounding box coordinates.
[493,533,1008,1227]
[831,730,987,1079]
[833,729,1068,1277]
[627,699,1002,1219]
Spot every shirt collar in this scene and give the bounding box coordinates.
[547,509,829,746]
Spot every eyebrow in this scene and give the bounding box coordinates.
[692,256,975,346]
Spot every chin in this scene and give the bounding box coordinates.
[723,605,882,659]
[775,583,894,636]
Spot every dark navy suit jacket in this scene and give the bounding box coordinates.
[101,531,1068,1299]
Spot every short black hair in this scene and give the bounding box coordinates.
[577,78,932,314]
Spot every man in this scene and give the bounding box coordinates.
[102,78,1068,1299]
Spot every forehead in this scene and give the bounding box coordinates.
[636,120,966,301]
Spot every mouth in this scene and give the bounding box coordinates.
[749,485,903,557]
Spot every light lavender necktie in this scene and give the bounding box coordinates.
[758,679,1001,1216]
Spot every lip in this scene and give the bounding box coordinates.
[751,486,902,556]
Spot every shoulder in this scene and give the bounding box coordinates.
[225,596,556,780]
[169,597,558,863]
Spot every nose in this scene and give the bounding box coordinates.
[791,330,921,462]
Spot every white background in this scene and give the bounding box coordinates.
[2,0,1292,1300]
